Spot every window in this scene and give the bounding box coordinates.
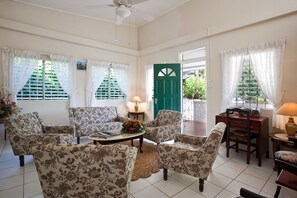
[95,68,126,100]
[233,57,272,109]
[17,60,69,100]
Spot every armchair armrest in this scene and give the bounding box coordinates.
[43,125,75,137]
[145,119,158,127]
[175,134,207,146]
[113,116,129,123]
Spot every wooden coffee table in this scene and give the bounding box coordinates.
[89,130,146,153]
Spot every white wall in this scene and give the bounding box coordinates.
[138,0,297,132]
[0,0,139,124]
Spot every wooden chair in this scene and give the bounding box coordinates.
[274,151,297,197]
[226,108,258,164]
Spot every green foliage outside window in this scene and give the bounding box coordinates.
[235,64,267,106]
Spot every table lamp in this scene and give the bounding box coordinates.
[276,102,297,136]
[133,96,141,112]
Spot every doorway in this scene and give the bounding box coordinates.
[181,47,207,136]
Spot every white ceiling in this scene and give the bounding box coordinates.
[14,0,190,27]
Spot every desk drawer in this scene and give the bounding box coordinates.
[251,122,261,131]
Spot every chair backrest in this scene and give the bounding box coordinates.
[156,110,182,126]
[202,122,226,163]
[4,112,44,136]
[32,143,137,198]
[69,106,118,126]
[226,108,251,135]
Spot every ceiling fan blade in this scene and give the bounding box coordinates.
[131,7,154,21]
[85,4,115,8]
[133,0,150,5]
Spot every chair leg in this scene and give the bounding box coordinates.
[163,169,168,181]
[199,179,204,192]
[77,137,80,144]
[247,141,251,164]
[226,139,230,158]
[19,156,24,167]
[274,186,281,198]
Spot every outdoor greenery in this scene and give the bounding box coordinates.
[235,64,267,106]
[183,75,206,100]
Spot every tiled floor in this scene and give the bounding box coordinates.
[0,126,297,198]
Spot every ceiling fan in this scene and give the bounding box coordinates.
[99,0,154,24]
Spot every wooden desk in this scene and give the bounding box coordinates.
[216,114,269,167]
[128,111,145,120]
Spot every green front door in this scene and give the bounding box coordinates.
[154,64,181,118]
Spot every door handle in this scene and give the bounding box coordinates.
[155,98,158,104]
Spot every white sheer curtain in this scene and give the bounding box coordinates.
[145,64,154,121]
[86,60,109,107]
[220,48,247,112]
[112,63,129,98]
[50,54,75,107]
[249,40,286,126]
[2,47,39,102]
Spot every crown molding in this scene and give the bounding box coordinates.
[0,17,139,56]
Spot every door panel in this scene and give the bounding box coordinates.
[154,64,181,118]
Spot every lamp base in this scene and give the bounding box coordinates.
[285,119,297,136]
[134,105,139,112]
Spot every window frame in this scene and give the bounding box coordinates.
[17,59,69,101]
[95,68,126,100]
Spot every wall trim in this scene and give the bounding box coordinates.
[139,10,297,57]
[0,17,139,56]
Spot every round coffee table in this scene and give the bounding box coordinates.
[89,130,146,153]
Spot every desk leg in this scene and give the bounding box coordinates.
[257,136,262,167]
[139,135,143,153]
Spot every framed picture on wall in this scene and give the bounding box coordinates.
[77,60,87,70]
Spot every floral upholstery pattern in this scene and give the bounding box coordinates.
[4,112,74,166]
[32,143,137,198]
[144,110,182,143]
[274,151,297,165]
[158,122,226,180]
[69,107,125,140]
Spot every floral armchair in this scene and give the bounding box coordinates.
[32,143,137,198]
[69,106,127,144]
[4,112,75,166]
[157,122,226,192]
[144,110,182,144]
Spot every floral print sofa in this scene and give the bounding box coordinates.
[32,143,137,198]
[69,106,126,143]
[157,122,226,192]
[144,110,182,144]
[4,112,75,166]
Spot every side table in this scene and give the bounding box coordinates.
[270,132,297,170]
[128,111,145,121]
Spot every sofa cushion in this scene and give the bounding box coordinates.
[70,106,118,125]
[78,122,123,136]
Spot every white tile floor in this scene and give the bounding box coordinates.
[0,126,297,198]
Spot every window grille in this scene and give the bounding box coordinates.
[17,60,69,100]
[234,58,271,109]
[95,68,126,100]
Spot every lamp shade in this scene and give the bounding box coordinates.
[133,96,141,102]
[276,103,297,116]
